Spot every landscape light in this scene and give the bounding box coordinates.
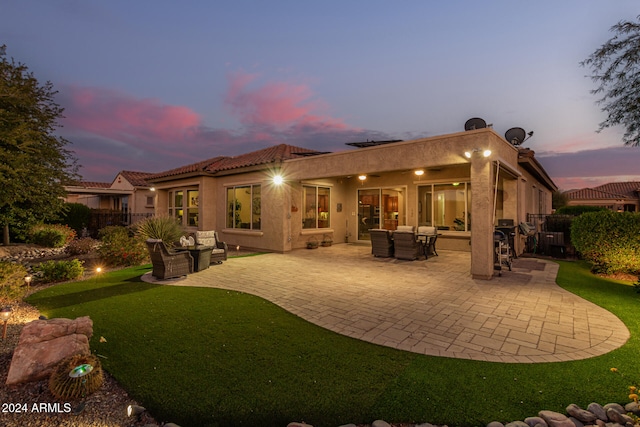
[1,307,12,340]
[126,404,146,418]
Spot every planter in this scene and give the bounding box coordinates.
[306,237,319,249]
[321,241,332,247]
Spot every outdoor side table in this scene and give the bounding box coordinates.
[180,246,213,272]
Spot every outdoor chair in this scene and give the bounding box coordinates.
[369,229,394,257]
[195,230,228,263]
[393,230,422,260]
[146,239,193,280]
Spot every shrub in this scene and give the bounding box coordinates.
[29,224,76,248]
[0,261,28,303]
[98,226,148,267]
[66,237,99,256]
[34,259,84,283]
[59,203,92,235]
[571,211,640,274]
[134,215,184,247]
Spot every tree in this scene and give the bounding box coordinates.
[0,45,78,245]
[551,190,569,210]
[582,15,640,146]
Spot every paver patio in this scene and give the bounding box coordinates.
[148,244,630,363]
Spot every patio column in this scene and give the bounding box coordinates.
[470,154,494,280]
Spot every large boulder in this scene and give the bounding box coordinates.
[6,316,93,386]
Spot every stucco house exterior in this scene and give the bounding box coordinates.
[565,181,640,212]
[147,128,556,279]
[65,170,156,217]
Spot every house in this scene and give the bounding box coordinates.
[147,128,557,280]
[565,181,640,212]
[64,170,156,221]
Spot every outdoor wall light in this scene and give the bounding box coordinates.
[358,175,367,181]
[1,307,12,340]
[464,148,492,158]
[149,187,156,191]
[126,404,146,418]
[273,175,284,185]
[414,169,425,176]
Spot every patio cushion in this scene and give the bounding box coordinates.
[418,226,436,235]
[396,225,415,233]
[195,230,217,247]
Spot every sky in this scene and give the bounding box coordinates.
[2,1,640,191]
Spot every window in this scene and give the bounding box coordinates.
[418,183,470,231]
[168,188,198,227]
[303,185,330,229]
[227,184,261,230]
[146,196,154,207]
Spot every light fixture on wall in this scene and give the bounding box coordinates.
[273,175,284,185]
[464,148,491,159]
[414,169,425,176]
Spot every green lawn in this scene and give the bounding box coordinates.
[26,260,640,427]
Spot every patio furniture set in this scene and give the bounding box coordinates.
[370,225,439,260]
[145,230,228,280]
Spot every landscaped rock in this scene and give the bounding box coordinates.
[566,404,598,423]
[603,403,625,415]
[606,407,634,426]
[287,423,313,427]
[371,421,392,427]
[624,401,640,415]
[524,416,548,427]
[6,316,93,386]
[568,416,583,427]
[506,421,529,427]
[587,402,608,421]
[539,411,575,427]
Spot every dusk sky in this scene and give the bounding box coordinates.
[2,1,640,190]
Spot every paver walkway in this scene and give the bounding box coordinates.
[148,244,629,363]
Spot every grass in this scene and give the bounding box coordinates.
[25,260,640,427]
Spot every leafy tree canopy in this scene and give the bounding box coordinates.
[582,15,640,146]
[0,45,78,244]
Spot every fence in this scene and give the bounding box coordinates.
[86,210,153,237]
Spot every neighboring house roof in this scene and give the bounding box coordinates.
[566,181,640,201]
[148,144,325,181]
[117,171,155,187]
[68,181,112,189]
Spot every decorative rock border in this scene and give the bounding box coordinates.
[287,401,640,427]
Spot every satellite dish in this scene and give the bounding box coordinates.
[464,117,487,131]
[505,127,527,145]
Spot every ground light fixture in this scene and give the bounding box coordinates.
[24,275,32,290]
[126,404,146,418]
[1,306,12,340]
[464,148,492,159]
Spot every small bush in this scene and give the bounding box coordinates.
[29,224,76,248]
[34,259,85,283]
[98,226,147,266]
[66,237,99,255]
[571,210,640,274]
[0,261,28,303]
[134,215,184,247]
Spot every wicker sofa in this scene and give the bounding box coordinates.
[195,230,228,263]
[146,239,193,279]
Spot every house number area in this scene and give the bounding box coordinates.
[2,402,72,413]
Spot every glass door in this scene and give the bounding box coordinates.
[357,189,380,240]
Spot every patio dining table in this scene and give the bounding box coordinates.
[416,233,440,259]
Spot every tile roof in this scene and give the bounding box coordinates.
[567,181,640,200]
[118,171,155,187]
[69,181,112,189]
[148,144,325,180]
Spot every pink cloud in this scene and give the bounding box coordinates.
[224,70,351,132]
[60,85,202,148]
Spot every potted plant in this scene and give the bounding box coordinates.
[321,234,333,247]
[306,236,319,249]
